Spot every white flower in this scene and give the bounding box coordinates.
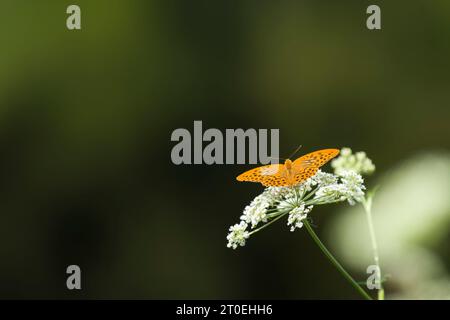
[277,189,298,211]
[314,171,365,205]
[240,187,290,228]
[265,186,291,199]
[297,176,316,192]
[331,147,375,176]
[340,170,366,205]
[240,193,270,228]
[341,147,352,157]
[226,221,250,249]
[314,184,348,202]
[287,204,312,232]
[275,171,337,210]
[311,170,338,187]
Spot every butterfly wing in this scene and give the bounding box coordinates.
[236,164,290,187]
[290,149,340,185]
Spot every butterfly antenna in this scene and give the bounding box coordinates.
[287,145,303,159]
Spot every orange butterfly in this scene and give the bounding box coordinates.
[236,148,339,187]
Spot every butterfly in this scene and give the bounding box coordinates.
[236,148,340,187]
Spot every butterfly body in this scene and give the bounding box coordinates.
[284,159,293,170]
[236,148,339,187]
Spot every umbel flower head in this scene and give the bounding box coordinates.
[226,148,374,250]
[331,147,375,176]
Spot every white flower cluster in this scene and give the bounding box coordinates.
[239,187,289,228]
[226,167,368,249]
[226,221,249,249]
[331,147,375,176]
[340,170,366,204]
[314,170,366,205]
[287,204,312,232]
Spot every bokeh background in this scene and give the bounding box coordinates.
[0,0,449,299]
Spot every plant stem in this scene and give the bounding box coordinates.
[304,220,372,300]
[362,196,384,300]
[248,210,290,236]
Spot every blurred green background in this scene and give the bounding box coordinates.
[0,1,449,299]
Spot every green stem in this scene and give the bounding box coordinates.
[248,210,290,236]
[362,197,384,300]
[301,186,320,202]
[304,220,372,300]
